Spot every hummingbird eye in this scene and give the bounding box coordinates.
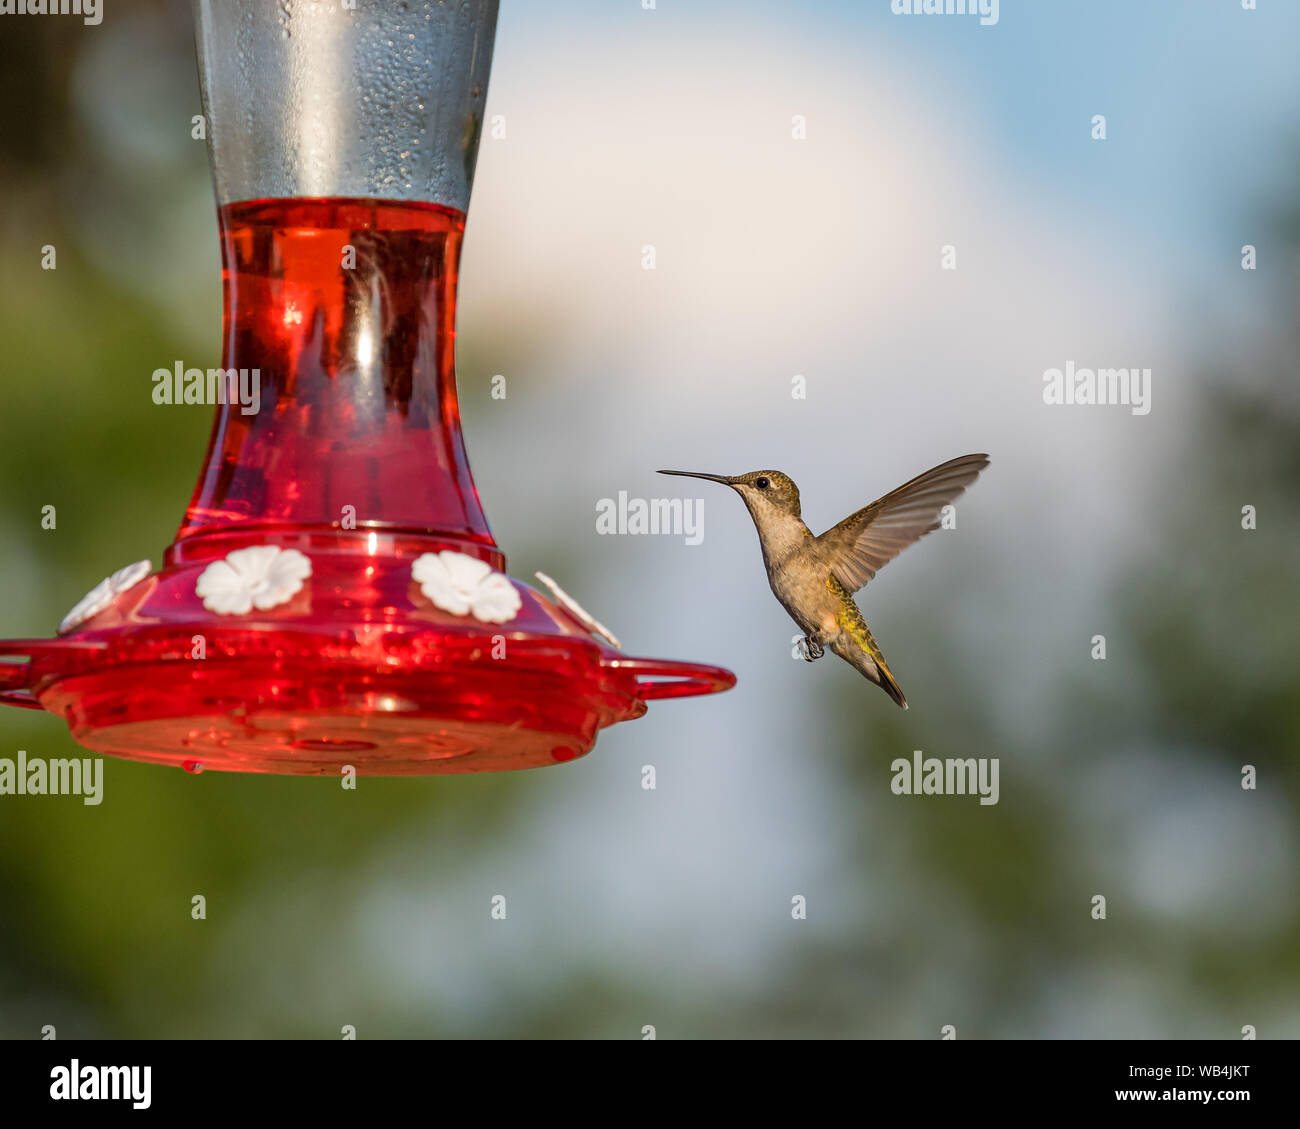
[755,477,770,490]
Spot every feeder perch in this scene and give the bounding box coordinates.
[0,0,734,775]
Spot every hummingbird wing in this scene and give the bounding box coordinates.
[816,453,989,593]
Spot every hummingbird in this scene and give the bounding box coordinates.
[658,454,989,708]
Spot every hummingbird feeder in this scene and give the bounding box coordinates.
[0,0,734,775]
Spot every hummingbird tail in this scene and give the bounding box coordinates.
[829,609,909,709]
[872,656,908,710]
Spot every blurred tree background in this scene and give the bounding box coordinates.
[0,1,1296,1038]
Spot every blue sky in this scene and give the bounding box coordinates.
[499,0,1300,293]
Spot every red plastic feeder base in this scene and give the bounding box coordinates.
[0,535,734,776]
[13,634,727,777]
[0,198,734,774]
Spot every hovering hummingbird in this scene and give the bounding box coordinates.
[658,454,989,709]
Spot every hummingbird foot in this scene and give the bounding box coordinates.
[797,636,825,662]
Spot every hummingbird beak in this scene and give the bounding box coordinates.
[657,470,734,485]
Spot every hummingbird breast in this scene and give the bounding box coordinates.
[766,540,842,639]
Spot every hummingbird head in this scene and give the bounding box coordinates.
[657,468,802,520]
